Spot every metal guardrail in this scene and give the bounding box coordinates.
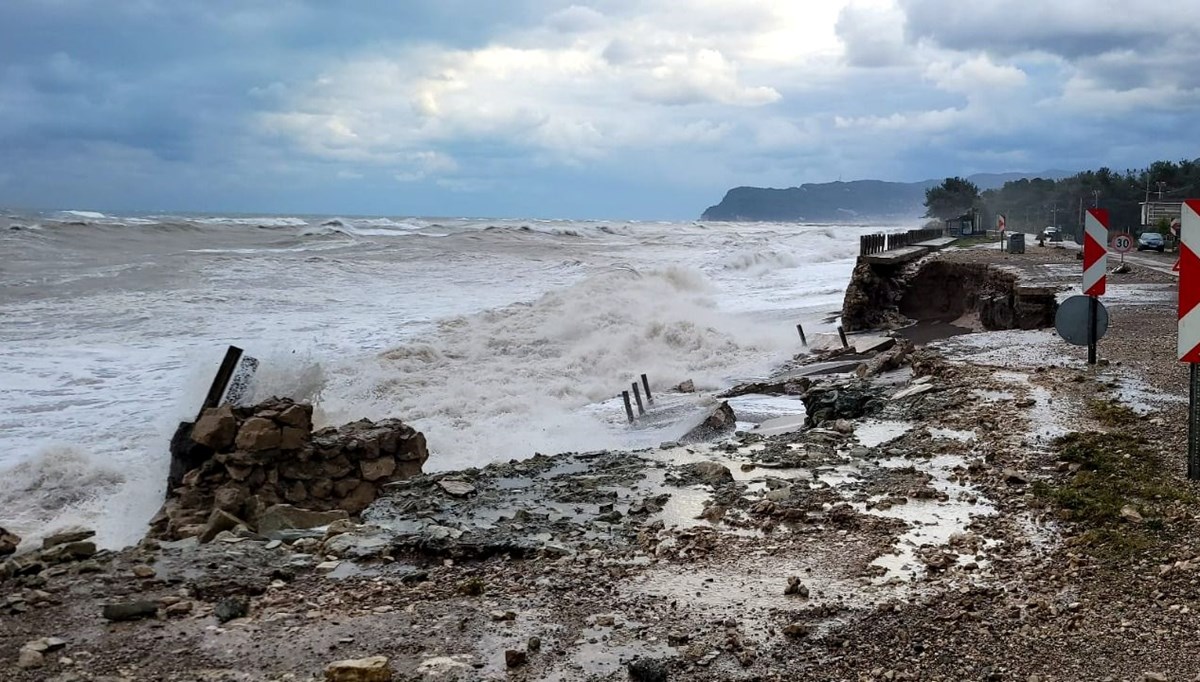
[859,227,946,256]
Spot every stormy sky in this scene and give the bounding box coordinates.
[2,1,1198,219]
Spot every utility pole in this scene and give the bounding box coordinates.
[1092,190,1100,208]
[1158,181,1167,200]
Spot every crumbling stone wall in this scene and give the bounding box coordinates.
[150,398,428,541]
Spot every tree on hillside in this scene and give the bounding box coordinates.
[924,177,981,220]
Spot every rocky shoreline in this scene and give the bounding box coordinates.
[4,244,1199,681]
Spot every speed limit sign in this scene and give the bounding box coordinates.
[1110,233,1134,254]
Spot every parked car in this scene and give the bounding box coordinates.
[1138,232,1165,252]
[1041,226,1062,242]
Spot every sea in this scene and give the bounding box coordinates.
[0,209,920,548]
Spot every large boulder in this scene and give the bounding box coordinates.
[680,402,737,443]
[257,504,348,535]
[235,417,282,452]
[0,528,20,557]
[325,656,393,682]
[191,405,238,450]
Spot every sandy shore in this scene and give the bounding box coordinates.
[4,244,1199,682]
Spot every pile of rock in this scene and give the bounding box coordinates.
[149,397,428,541]
[2,528,98,582]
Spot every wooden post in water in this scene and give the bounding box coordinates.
[641,374,653,404]
[632,383,646,416]
[837,325,849,349]
[622,391,635,422]
[796,323,808,347]
[198,345,244,420]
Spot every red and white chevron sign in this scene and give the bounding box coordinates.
[1178,200,1200,362]
[1082,208,1108,296]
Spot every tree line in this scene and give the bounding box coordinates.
[924,159,1200,236]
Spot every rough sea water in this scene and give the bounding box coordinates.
[0,210,917,548]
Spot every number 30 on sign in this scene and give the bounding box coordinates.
[1110,233,1134,254]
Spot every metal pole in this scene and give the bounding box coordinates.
[837,325,848,349]
[796,324,808,347]
[622,391,635,423]
[1087,296,1098,365]
[1190,364,1200,480]
[632,383,645,416]
[641,373,653,404]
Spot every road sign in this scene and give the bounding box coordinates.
[997,214,1006,232]
[1180,200,1200,480]
[1179,200,1200,362]
[1083,208,1108,296]
[1110,233,1134,254]
[1056,295,1109,346]
[1173,217,1182,236]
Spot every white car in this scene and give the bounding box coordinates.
[1041,227,1063,242]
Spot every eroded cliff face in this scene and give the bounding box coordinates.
[842,258,1056,333]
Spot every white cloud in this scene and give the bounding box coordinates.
[925,55,1027,93]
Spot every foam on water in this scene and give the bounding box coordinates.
[0,212,912,548]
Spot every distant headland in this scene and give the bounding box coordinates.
[700,172,1073,222]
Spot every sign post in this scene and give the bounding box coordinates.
[1178,201,1200,479]
[1083,209,1108,365]
[1110,232,1133,266]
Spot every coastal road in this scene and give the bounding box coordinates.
[1122,250,1178,277]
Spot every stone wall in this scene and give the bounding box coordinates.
[150,398,428,541]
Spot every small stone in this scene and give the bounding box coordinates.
[1121,505,1144,524]
[1142,674,1169,682]
[491,610,517,622]
[527,636,541,652]
[675,380,695,393]
[165,601,194,616]
[505,649,527,668]
[595,614,616,627]
[316,561,342,572]
[668,633,690,646]
[42,637,67,652]
[131,564,156,579]
[438,479,476,497]
[683,461,734,485]
[324,655,393,682]
[102,600,158,622]
[1002,469,1028,485]
[265,540,282,550]
[784,576,809,598]
[214,596,249,623]
[782,622,811,638]
[198,509,245,544]
[17,648,44,669]
[627,657,669,682]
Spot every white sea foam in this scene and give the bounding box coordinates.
[316,267,793,470]
[0,214,893,548]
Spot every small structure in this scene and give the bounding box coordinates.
[945,211,978,236]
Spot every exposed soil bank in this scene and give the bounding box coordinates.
[842,255,1057,333]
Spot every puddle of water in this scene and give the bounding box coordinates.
[859,454,996,582]
[725,393,807,423]
[1106,373,1186,414]
[754,414,807,437]
[855,419,913,448]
